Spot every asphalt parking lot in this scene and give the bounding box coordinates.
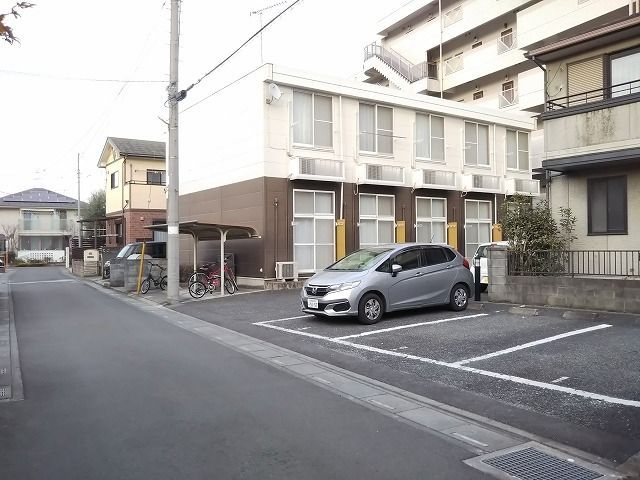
[173,288,640,464]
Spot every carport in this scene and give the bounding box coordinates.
[145,221,259,296]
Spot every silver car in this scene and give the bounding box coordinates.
[301,243,473,324]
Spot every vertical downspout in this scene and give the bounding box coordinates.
[339,95,344,220]
[439,0,443,99]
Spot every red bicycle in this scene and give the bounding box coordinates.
[188,261,238,298]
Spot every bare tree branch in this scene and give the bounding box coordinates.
[0,2,35,45]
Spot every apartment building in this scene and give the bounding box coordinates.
[359,0,631,172]
[531,14,640,251]
[178,64,536,282]
[97,137,167,247]
[0,188,80,262]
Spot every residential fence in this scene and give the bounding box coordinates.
[507,250,640,278]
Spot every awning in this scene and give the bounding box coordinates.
[542,148,640,173]
[144,221,260,298]
[145,221,259,241]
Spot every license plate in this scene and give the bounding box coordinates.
[308,299,319,309]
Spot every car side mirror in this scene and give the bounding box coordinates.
[391,264,402,277]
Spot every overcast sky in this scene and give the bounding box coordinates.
[0,0,406,200]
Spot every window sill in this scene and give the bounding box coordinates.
[506,169,531,174]
[416,158,446,165]
[292,144,335,154]
[587,231,628,236]
[464,163,492,169]
[359,151,395,160]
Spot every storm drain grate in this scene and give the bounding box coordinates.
[483,447,602,480]
[0,387,7,399]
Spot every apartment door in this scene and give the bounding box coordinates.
[465,199,492,257]
[293,190,335,273]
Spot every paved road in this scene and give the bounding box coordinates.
[175,288,640,465]
[0,267,491,479]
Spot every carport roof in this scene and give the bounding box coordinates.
[145,221,259,241]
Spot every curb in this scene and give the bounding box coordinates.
[508,306,539,316]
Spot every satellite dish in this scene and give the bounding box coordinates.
[267,83,282,104]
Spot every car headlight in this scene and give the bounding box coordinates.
[328,281,361,292]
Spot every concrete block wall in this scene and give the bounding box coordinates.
[123,259,167,292]
[487,245,640,313]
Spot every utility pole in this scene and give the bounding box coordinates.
[166,0,181,303]
[77,153,82,245]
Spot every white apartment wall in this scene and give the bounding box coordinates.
[517,0,628,50]
[263,83,534,187]
[179,68,266,195]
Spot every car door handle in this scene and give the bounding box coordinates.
[414,272,424,277]
[446,265,454,269]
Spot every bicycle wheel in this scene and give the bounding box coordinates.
[188,272,207,287]
[140,279,150,294]
[224,278,236,294]
[188,281,207,299]
[160,276,167,290]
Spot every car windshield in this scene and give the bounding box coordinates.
[326,248,392,271]
[475,245,488,258]
[116,245,133,258]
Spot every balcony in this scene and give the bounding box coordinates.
[412,169,458,190]
[545,79,640,112]
[462,173,501,192]
[505,178,540,195]
[289,157,344,181]
[357,163,405,186]
[20,218,73,233]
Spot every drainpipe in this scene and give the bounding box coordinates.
[439,0,443,99]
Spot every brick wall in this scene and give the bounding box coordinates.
[488,246,640,313]
[124,210,166,243]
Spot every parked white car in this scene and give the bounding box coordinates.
[472,241,509,292]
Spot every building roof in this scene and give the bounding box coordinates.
[0,188,78,209]
[107,137,165,158]
[526,14,640,62]
[98,137,166,167]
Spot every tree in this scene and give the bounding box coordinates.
[0,2,34,44]
[82,190,106,220]
[1,223,18,251]
[501,194,577,274]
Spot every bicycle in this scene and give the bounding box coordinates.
[140,262,167,294]
[188,261,237,298]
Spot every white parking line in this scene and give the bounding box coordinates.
[451,324,612,366]
[552,376,570,384]
[256,315,314,325]
[254,318,640,407]
[332,313,489,340]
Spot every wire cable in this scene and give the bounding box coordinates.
[184,0,303,93]
[0,69,165,83]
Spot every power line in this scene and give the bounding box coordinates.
[184,0,303,93]
[0,69,166,83]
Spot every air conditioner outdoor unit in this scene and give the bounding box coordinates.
[275,261,298,281]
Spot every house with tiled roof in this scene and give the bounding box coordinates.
[97,137,167,247]
[0,188,80,262]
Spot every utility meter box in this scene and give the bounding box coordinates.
[84,249,99,262]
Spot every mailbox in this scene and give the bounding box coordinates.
[83,249,99,262]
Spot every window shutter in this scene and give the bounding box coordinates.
[567,57,603,98]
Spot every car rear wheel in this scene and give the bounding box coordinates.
[358,293,384,325]
[449,284,469,311]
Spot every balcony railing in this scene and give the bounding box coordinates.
[499,88,518,108]
[444,55,463,75]
[497,32,517,54]
[508,250,640,277]
[20,218,72,232]
[364,43,436,82]
[546,79,640,111]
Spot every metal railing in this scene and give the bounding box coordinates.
[508,250,640,277]
[546,78,640,111]
[20,218,72,232]
[364,43,436,82]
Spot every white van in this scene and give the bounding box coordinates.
[472,241,509,291]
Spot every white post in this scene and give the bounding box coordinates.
[219,229,226,297]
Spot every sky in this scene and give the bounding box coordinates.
[0,0,407,201]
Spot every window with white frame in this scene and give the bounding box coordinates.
[506,130,529,171]
[359,104,393,154]
[415,113,445,162]
[292,91,333,148]
[464,121,490,166]
[465,199,492,257]
[359,194,395,247]
[110,171,119,189]
[293,190,335,272]
[416,197,447,243]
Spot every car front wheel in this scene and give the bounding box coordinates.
[358,292,384,325]
[449,284,469,311]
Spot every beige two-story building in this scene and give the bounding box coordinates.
[98,137,167,247]
[530,14,640,252]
